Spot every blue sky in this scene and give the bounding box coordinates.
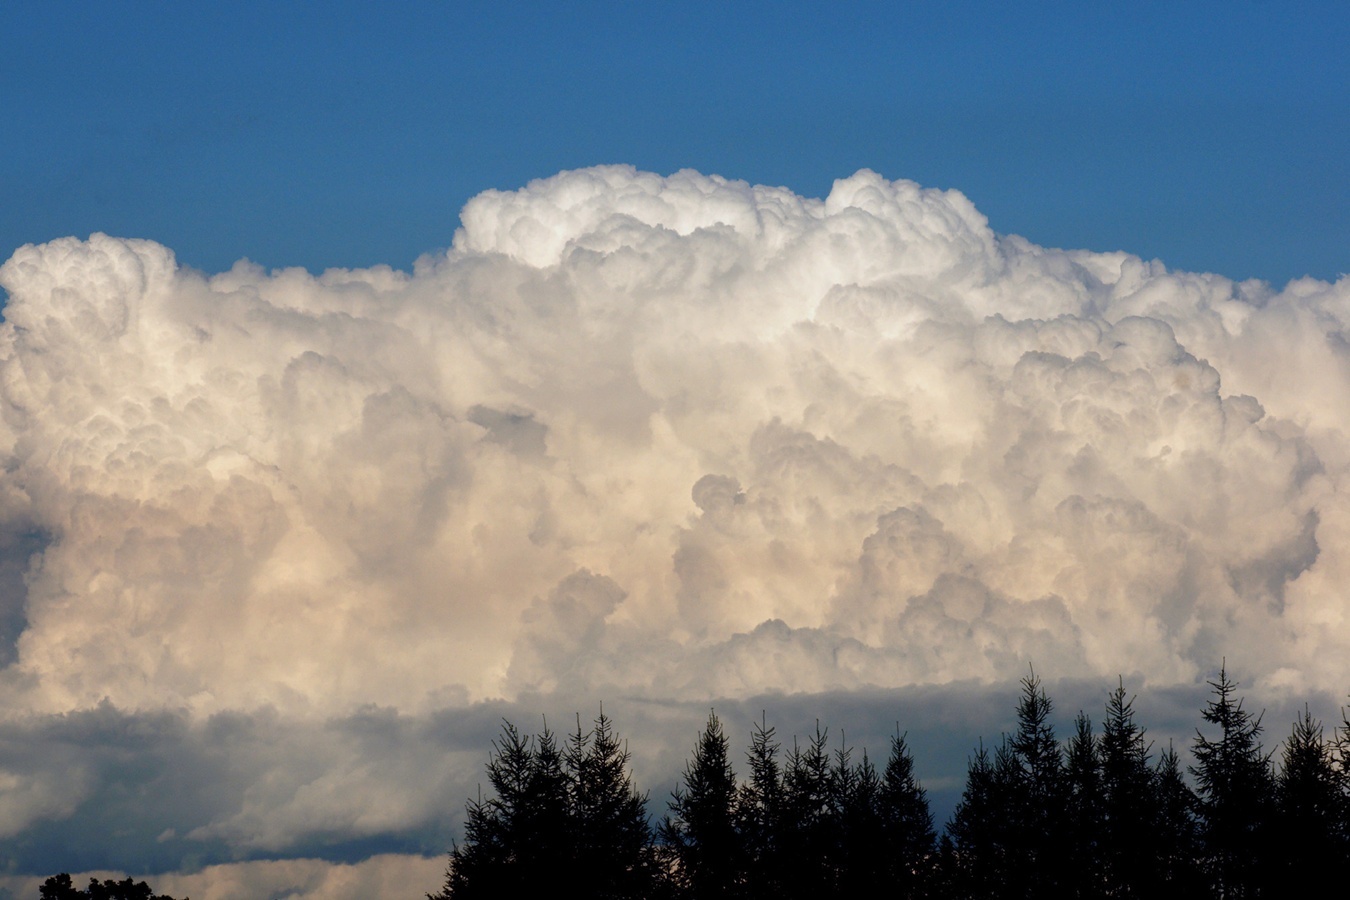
[4,0,1347,282]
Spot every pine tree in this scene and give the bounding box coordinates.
[569,709,655,900]
[1098,678,1157,897]
[878,730,936,899]
[431,720,533,899]
[1004,669,1065,898]
[1063,712,1105,899]
[777,723,833,900]
[521,720,572,875]
[1272,706,1345,882]
[1190,664,1275,898]
[833,746,886,896]
[660,710,742,899]
[1154,742,1205,893]
[736,713,783,900]
[946,740,1007,899]
[429,719,574,899]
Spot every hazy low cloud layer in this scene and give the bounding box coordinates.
[1,166,1347,878]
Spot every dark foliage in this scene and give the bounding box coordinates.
[734,713,784,900]
[1271,706,1346,882]
[1063,711,1104,899]
[877,730,936,897]
[39,874,184,900]
[1190,664,1276,898]
[660,710,742,899]
[1098,678,1159,897]
[433,667,1350,899]
[429,711,654,900]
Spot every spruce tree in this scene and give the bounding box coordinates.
[1272,706,1345,882]
[833,746,887,897]
[1064,712,1105,899]
[1004,669,1065,898]
[660,710,742,899]
[946,740,1006,899]
[1190,664,1276,898]
[569,709,655,900]
[1153,741,1205,893]
[736,713,784,900]
[1099,678,1157,897]
[878,730,936,899]
[430,719,571,899]
[777,724,833,900]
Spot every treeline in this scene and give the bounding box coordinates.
[38,873,183,900]
[430,667,1350,899]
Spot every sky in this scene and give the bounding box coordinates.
[1,3,1348,898]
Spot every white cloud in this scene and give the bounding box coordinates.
[1,165,1348,881]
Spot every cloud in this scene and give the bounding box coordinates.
[1,165,1348,880]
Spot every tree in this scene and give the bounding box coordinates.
[1003,668,1066,899]
[1098,678,1158,897]
[1154,741,1205,893]
[878,730,936,899]
[1272,706,1345,881]
[660,710,742,899]
[1063,712,1104,899]
[431,711,652,900]
[1190,664,1275,898]
[568,709,656,900]
[735,713,784,900]
[946,739,1008,900]
[776,723,833,900]
[439,720,534,897]
[39,875,184,900]
[831,745,885,896]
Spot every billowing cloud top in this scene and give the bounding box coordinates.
[3,166,1350,890]
[1,166,1348,730]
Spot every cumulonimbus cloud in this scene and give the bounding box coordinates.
[0,166,1347,875]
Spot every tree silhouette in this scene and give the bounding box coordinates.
[568,709,655,900]
[1004,669,1065,898]
[430,711,652,900]
[1063,711,1105,899]
[878,730,936,898]
[660,710,742,899]
[946,739,1007,899]
[1190,664,1275,898]
[777,723,833,899]
[39,874,184,900]
[831,745,885,896]
[1153,741,1205,893]
[1272,706,1345,882]
[1098,678,1158,897]
[736,713,784,900]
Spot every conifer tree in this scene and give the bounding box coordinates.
[1272,706,1345,882]
[1190,664,1275,898]
[569,709,655,900]
[1153,741,1205,893]
[946,740,1006,899]
[660,710,742,899]
[878,730,936,899]
[736,713,783,900]
[1003,669,1065,898]
[1099,679,1157,897]
[833,746,886,896]
[777,723,833,900]
[433,711,652,900]
[1063,712,1105,899]
[431,721,531,898]
[430,719,569,899]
